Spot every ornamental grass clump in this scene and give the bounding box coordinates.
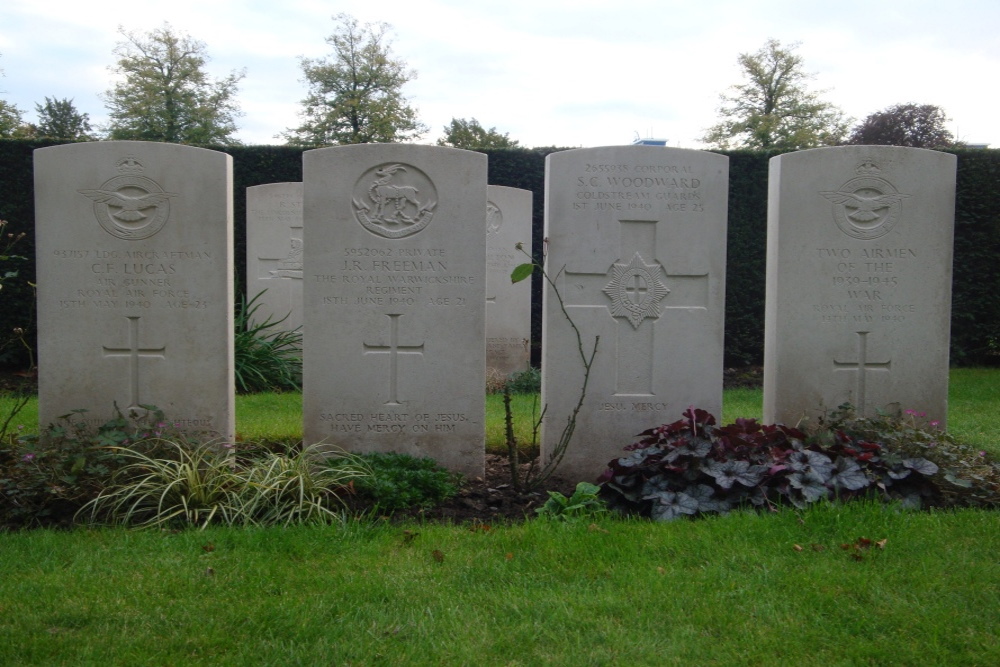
[79,439,371,529]
[234,290,302,394]
[597,406,989,521]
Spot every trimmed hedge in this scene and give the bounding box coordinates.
[1,140,997,369]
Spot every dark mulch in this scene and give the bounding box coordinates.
[389,454,585,524]
[0,367,35,394]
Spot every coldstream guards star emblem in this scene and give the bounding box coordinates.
[820,159,910,240]
[78,156,177,240]
[602,252,670,329]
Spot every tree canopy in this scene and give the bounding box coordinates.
[34,97,93,140]
[702,39,850,150]
[283,13,426,146]
[103,23,245,145]
[0,100,27,138]
[436,118,519,150]
[0,53,30,138]
[847,103,956,148]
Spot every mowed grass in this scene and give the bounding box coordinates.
[2,368,998,454]
[1,371,999,663]
[0,503,998,664]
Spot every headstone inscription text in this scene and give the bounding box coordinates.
[302,144,487,477]
[246,183,304,333]
[486,185,532,377]
[34,141,235,437]
[763,146,957,426]
[542,146,729,481]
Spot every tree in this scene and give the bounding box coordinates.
[283,13,427,146]
[846,103,956,148]
[0,100,27,138]
[34,97,94,140]
[436,118,519,149]
[702,39,850,150]
[103,24,245,145]
[0,53,30,138]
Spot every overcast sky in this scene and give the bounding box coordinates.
[2,0,997,148]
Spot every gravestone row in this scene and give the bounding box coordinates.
[33,142,957,482]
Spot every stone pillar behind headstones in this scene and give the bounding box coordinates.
[542,146,729,481]
[486,185,532,378]
[303,145,486,477]
[764,146,957,427]
[34,141,234,439]
[246,183,304,333]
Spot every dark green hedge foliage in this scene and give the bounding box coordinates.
[1,140,997,369]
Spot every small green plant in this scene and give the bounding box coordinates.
[505,366,541,394]
[486,367,540,395]
[0,406,169,528]
[332,451,460,512]
[234,290,302,394]
[536,481,607,521]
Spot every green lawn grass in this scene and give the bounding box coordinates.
[3,368,998,453]
[1,503,997,664]
[2,371,999,663]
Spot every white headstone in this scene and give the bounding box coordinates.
[486,185,532,378]
[302,145,487,477]
[542,146,729,481]
[246,183,304,333]
[763,146,957,427]
[34,141,235,438]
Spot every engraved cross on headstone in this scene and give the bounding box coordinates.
[624,274,648,304]
[363,313,425,405]
[102,315,165,410]
[564,218,709,395]
[834,330,891,414]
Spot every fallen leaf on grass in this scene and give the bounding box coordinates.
[656,567,666,575]
[840,537,887,560]
[202,543,215,553]
[588,523,609,534]
[811,544,826,552]
[505,553,514,561]
[793,544,804,552]
[431,550,445,563]
[402,530,419,545]
[204,567,215,577]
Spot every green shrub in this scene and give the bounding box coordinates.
[0,406,170,529]
[506,366,541,394]
[333,451,460,512]
[820,405,1000,508]
[234,290,302,393]
[599,406,999,521]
